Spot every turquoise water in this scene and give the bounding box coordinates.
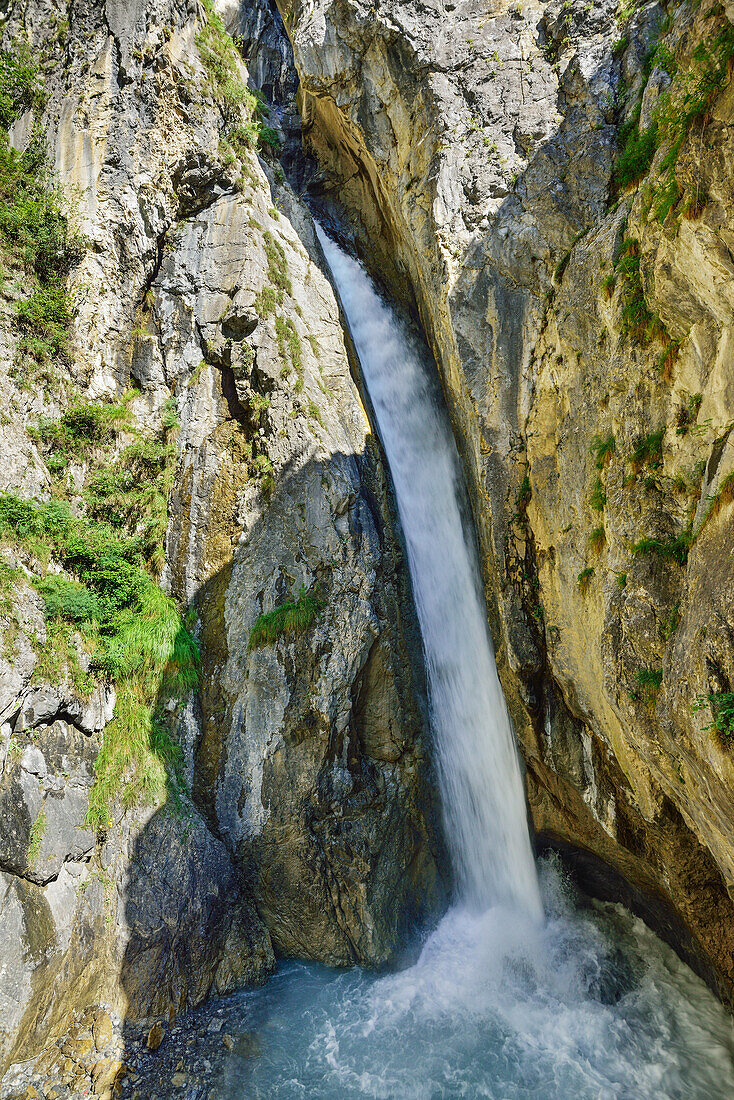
[214,859,734,1099]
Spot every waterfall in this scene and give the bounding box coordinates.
[214,229,734,1100]
[316,226,542,919]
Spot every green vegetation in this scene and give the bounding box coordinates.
[27,807,47,865]
[0,44,82,380]
[86,585,197,826]
[0,484,198,828]
[613,13,734,225]
[631,428,664,470]
[250,452,275,495]
[613,238,666,346]
[617,571,628,587]
[631,666,663,704]
[248,585,325,650]
[589,525,606,553]
[35,574,101,623]
[263,230,292,296]
[0,49,197,829]
[590,476,606,511]
[275,315,303,391]
[660,601,681,640]
[653,340,680,379]
[631,532,690,566]
[31,398,132,459]
[254,285,278,318]
[307,333,320,359]
[635,667,662,690]
[197,0,281,152]
[577,566,594,590]
[590,434,616,469]
[693,690,734,748]
[653,176,680,224]
[31,395,176,574]
[248,392,270,421]
[0,45,40,128]
[613,105,657,192]
[196,0,253,118]
[675,392,702,436]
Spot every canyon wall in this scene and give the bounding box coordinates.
[0,0,446,1090]
[3,0,734,1089]
[277,0,734,1000]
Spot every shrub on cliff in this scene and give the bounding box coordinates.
[0,43,83,372]
[0,491,198,827]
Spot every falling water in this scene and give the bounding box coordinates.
[211,230,734,1099]
[316,225,541,917]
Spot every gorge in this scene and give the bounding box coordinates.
[1,0,734,1095]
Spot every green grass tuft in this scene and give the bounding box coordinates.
[577,566,594,590]
[635,667,663,690]
[675,392,702,436]
[631,428,664,469]
[248,585,325,650]
[631,532,689,567]
[590,434,616,469]
[27,807,47,865]
[589,525,605,553]
[613,110,657,191]
[590,476,606,511]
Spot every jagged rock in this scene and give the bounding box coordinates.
[119,809,275,1021]
[0,721,97,886]
[0,582,44,726]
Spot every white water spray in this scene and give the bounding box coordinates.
[316,226,542,919]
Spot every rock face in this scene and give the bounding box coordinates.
[0,0,446,1085]
[278,0,734,1001]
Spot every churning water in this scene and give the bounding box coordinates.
[214,230,734,1097]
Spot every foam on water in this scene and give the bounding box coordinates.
[216,859,734,1098]
[214,230,734,1097]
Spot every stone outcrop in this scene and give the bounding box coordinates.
[0,0,446,1087]
[277,0,734,1001]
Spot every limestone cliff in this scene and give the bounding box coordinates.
[0,0,446,1090]
[3,0,734,1087]
[277,0,734,1000]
